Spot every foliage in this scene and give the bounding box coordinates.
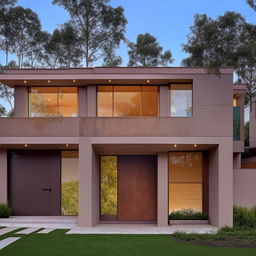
[233,206,256,229]
[45,23,82,68]
[61,180,78,216]
[128,33,174,67]
[245,121,250,146]
[182,11,256,104]
[52,0,127,67]
[0,203,11,218]
[169,208,208,220]
[101,156,117,215]
[247,0,256,10]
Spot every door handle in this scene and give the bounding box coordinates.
[41,188,52,192]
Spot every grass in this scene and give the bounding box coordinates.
[173,227,256,248]
[0,229,256,256]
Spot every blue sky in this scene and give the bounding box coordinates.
[14,0,256,66]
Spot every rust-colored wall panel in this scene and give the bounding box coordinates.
[8,150,61,216]
[118,156,157,221]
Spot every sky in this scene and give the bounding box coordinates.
[13,0,256,66]
[0,0,255,116]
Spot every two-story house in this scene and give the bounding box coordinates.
[0,67,247,228]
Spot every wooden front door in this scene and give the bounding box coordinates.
[117,156,157,222]
[9,151,61,216]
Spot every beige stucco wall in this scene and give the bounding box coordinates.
[234,169,256,208]
[14,86,28,117]
[0,149,7,203]
[157,152,169,227]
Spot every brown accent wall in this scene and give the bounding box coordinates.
[0,149,7,203]
[78,87,87,117]
[14,86,28,117]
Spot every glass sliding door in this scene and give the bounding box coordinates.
[100,156,118,220]
[61,151,79,216]
[168,152,203,213]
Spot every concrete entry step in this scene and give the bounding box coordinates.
[0,237,21,250]
[16,227,40,234]
[37,228,56,234]
[0,227,19,236]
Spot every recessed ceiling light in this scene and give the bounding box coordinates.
[66,144,69,147]
[147,80,150,84]
[73,80,76,83]
[25,144,28,147]
[24,80,27,84]
[109,79,112,83]
[174,144,177,148]
[48,80,51,83]
[194,144,197,148]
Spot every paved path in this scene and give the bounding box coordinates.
[0,227,19,236]
[0,237,21,250]
[16,227,40,234]
[37,228,56,234]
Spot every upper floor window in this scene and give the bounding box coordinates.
[169,84,192,117]
[97,86,159,117]
[29,87,78,117]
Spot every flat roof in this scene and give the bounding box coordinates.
[0,67,234,87]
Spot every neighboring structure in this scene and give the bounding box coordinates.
[0,67,246,228]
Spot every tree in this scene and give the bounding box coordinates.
[247,0,256,10]
[244,121,250,146]
[182,11,256,104]
[0,65,14,117]
[52,0,127,67]
[45,23,82,68]
[0,0,17,9]
[24,31,50,68]
[182,12,245,68]
[128,33,174,67]
[8,6,42,68]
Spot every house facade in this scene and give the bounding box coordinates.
[0,67,247,228]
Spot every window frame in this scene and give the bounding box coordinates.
[28,86,78,118]
[169,83,193,118]
[96,85,160,117]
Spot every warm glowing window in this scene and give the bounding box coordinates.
[233,97,238,107]
[29,87,78,117]
[97,86,159,117]
[169,152,203,213]
[170,84,192,117]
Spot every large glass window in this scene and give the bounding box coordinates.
[168,152,203,213]
[97,86,159,117]
[100,156,117,218]
[170,84,192,117]
[29,87,78,117]
[61,151,79,216]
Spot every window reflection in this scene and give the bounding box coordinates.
[97,86,159,117]
[169,152,203,213]
[29,87,78,117]
[170,84,192,117]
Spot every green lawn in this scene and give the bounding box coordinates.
[0,229,256,256]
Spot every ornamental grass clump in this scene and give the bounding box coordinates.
[0,203,11,218]
[169,208,208,220]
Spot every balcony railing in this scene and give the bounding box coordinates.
[233,107,240,141]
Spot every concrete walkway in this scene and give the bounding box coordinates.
[0,217,218,234]
[67,224,218,234]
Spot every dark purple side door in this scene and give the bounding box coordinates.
[9,151,61,216]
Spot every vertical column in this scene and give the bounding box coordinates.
[159,86,169,117]
[238,93,245,142]
[0,149,8,203]
[78,138,99,227]
[87,86,97,117]
[209,139,233,227]
[157,152,169,226]
[78,87,87,117]
[233,153,241,169]
[14,86,28,117]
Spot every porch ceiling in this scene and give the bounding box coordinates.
[93,144,217,155]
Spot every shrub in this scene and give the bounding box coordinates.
[233,206,256,229]
[0,203,11,218]
[169,208,208,220]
